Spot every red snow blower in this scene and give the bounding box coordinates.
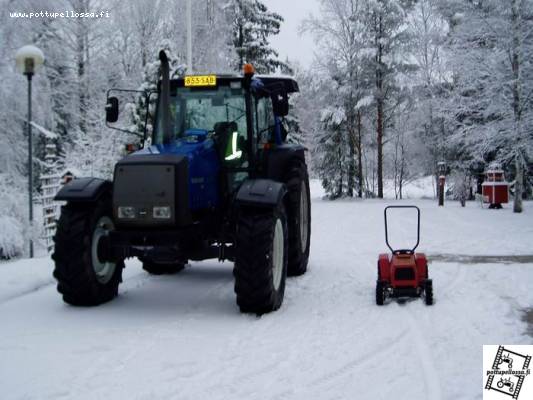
[376,206,433,306]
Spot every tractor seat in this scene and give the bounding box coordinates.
[214,121,238,137]
[213,122,238,160]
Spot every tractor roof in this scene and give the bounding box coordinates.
[165,75,299,94]
[255,75,299,93]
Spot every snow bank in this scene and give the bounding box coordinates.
[0,256,54,303]
[0,215,24,259]
[0,173,28,259]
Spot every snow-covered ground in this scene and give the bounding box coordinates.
[1,181,532,400]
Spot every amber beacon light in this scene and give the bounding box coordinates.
[243,63,255,76]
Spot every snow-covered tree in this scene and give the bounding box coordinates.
[406,0,448,181]
[302,0,374,197]
[229,0,287,73]
[316,105,350,199]
[440,0,533,212]
[359,0,414,198]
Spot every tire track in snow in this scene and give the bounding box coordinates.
[0,279,55,306]
[305,329,409,389]
[404,309,442,400]
[0,265,148,307]
[69,268,234,394]
[436,262,465,302]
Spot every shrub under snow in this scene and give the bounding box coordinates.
[0,215,24,259]
[0,173,26,259]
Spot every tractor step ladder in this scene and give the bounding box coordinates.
[40,173,61,253]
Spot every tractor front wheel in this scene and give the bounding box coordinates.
[424,279,433,305]
[376,281,385,305]
[52,199,124,306]
[234,203,288,314]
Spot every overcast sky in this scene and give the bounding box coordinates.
[262,0,321,68]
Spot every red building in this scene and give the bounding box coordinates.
[482,165,509,209]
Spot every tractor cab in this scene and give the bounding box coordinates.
[105,58,299,210]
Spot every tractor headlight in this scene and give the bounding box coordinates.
[153,206,171,219]
[118,206,136,219]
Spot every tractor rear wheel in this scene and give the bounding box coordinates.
[424,279,433,305]
[52,199,124,306]
[234,203,288,314]
[285,161,311,276]
[142,261,185,275]
[376,281,385,305]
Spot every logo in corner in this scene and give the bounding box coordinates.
[484,345,532,399]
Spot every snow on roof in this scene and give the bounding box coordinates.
[60,167,82,177]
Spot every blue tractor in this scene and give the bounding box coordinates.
[52,51,311,314]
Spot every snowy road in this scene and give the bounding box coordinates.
[1,183,532,400]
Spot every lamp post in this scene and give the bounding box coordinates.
[437,161,447,207]
[15,45,44,258]
[186,0,193,73]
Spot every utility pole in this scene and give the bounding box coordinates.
[438,161,446,207]
[187,0,193,74]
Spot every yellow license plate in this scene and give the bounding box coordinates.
[184,75,217,87]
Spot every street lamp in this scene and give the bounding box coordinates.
[437,161,447,207]
[15,45,44,258]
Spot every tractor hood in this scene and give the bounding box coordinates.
[120,134,221,216]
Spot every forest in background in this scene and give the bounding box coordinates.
[1,0,532,258]
[297,0,533,206]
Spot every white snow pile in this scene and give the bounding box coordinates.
[0,256,54,303]
[0,215,24,259]
[0,173,27,259]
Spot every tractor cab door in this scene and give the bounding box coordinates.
[254,96,276,148]
[214,120,250,193]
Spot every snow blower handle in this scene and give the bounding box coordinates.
[384,205,420,255]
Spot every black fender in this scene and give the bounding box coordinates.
[235,179,286,209]
[260,144,306,181]
[54,178,112,203]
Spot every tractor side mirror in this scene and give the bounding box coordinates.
[272,92,289,117]
[105,96,119,123]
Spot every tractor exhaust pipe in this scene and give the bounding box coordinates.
[159,50,172,145]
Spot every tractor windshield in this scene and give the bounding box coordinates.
[154,86,247,144]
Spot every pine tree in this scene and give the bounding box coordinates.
[280,60,301,144]
[302,0,381,198]
[229,0,287,73]
[315,105,349,199]
[360,0,414,198]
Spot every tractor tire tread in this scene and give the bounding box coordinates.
[52,201,123,306]
[234,206,288,314]
[285,160,311,277]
